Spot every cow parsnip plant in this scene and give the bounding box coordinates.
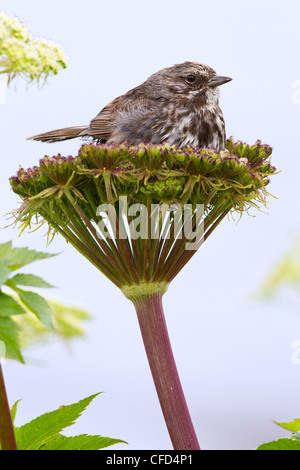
[10,138,277,450]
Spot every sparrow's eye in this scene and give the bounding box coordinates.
[186,74,196,83]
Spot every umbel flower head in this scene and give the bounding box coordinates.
[10,138,277,450]
[10,138,276,297]
[0,12,67,84]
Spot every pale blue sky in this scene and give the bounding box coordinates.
[0,0,300,450]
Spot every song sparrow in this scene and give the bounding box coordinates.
[28,62,232,151]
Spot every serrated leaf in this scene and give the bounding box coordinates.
[10,274,55,289]
[0,242,58,271]
[12,288,54,329]
[40,433,126,450]
[14,393,101,450]
[257,438,300,450]
[11,400,21,424]
[274,418,300,432]
[0,259,13,286]
[0,292,26,316]
[0,317,24,363]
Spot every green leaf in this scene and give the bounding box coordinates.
[11,287,54,329]
[274,418,300,432]
[257,438,300,450]
[47,300,91,339]
[0,317,24,362]
[0,259,12,286]
[14,300,91,350]
[0,242,13,259]
[11,400,21,424]
[0,242,57,271]
[14,393,101,450]
[0,292,26,316]
[10,273,55,289]
[40,434,126,450]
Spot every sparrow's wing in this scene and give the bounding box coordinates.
[80,104,114,140]
[80,87,156,141]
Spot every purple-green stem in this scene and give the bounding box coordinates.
[132,292,200,450]
[0,364,17,450]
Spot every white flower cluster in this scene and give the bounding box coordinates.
[0,12,67,83]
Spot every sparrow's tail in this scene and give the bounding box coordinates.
[27,126,89,143]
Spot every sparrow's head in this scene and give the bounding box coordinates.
[145,61,232,100]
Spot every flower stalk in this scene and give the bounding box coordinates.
[0,364,17,450]
[132,291,200,450]
[9,139,277,449]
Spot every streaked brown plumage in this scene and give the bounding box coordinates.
[28,62,232,151]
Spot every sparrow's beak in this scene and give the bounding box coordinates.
[207,75,232,87]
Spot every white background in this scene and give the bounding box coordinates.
[0,0,300,450]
